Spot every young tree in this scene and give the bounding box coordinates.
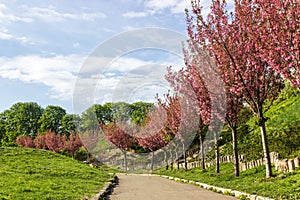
[137,106,170,171]
[80,131,100,161]
[103,122,135,172]
[224,91,244,176]
[186,0,284,178]
[166,58,212,171]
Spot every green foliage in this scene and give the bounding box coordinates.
[129,102,154,125]
[39,105,66,135]
[238,195,250,200]
[265,94,300,158]
[0,147,116,199]
[61,114,81,136]
[220,86,300,161]
[0,102,43,146]
[73,146,88,161]
[274,81,299,104]
[80,105,100,131]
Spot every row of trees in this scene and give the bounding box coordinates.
[100,0,298,177]
[0,103,80,146]
[177,0,299,178]
[1,0,298,178]
[0,101,153,147]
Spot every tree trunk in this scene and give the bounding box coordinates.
[258,111,272,178]
[199,134,205,170]
[123,151,127,172]
[169,149,174,170]
[215,141,220,174]
[232,126,239,177]
[164,150,169,170]
[150,151,154,172]
[175,148,179,169]
[183,142,187,170]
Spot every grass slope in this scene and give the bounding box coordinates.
[156,163,300,199]
[0,147,115,199]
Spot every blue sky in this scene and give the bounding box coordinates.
[0,0,231,114]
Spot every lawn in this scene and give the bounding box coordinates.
[155,163,300,199]
[0,147,116,199]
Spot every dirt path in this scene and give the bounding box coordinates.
[109,174,237,200]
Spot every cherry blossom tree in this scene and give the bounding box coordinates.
[250,0,299,89]
[186,0,284,178]
[165,53,213,171]
[103,122,136,172]
[137,106,170,171]
[80,131,100,161]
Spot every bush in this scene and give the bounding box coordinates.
[15,136,35,148]
[74,147,88,161]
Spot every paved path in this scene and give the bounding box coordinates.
[109,174,237,200]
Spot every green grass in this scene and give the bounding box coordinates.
[155,163,300,199]
[0,147,117,200]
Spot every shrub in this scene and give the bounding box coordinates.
[16,136,35,148]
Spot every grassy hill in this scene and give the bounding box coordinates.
[0,147,116,199]
[156,163,300,199]
[218,89,300,161]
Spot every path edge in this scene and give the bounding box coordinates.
[92,173,118,200]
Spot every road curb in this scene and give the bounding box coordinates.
[92,174,118,200]
[159,175,274,200]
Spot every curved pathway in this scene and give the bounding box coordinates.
[109,174,237,200]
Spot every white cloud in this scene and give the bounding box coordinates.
[0,31,12,40]
[146,0,177,11]
[123,11,148,18]
[0,54,84,100]
[26,6,106,22]
[145,0,191,14]
[0,52,184,114]
[0,3,33,23]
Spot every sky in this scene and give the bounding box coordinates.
[0,0,233,114]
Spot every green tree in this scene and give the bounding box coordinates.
[1,102,43,146]
[62,114,81,136]
[39,105,66,134]
[0,112,7,146]
[95,103,113,125]
[80,104,112,131]
[129,102,154,125]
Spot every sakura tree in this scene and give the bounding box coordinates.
[137,105,170,171]
[103,122,136,172]
[186,0,284,178]
[250,0,299,89]
[166,68,209,170]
